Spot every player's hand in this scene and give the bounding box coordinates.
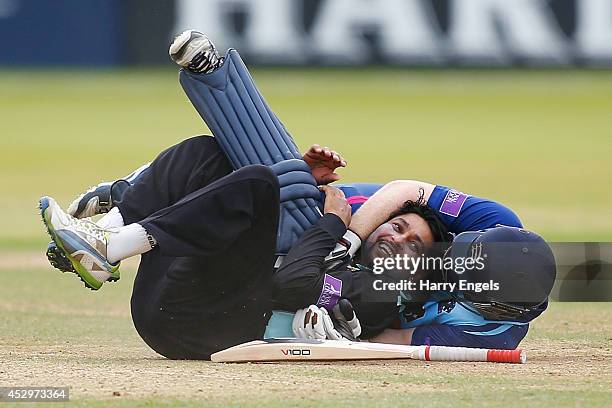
[320,185,351,227]
[302,144,347,185]
[292,305,327,340]
[292,301,361,341]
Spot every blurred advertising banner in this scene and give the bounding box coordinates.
[0,0,123,65]
[1,0,612,66]
[173,0,612,66]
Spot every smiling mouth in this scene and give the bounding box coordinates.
[377,241,396,257]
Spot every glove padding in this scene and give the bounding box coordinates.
[292,299,362,341]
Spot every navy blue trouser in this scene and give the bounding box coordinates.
[116,136,279,359]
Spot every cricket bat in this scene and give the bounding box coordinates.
[211,338,526,364]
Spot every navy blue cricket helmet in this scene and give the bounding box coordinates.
[444,226,556,322]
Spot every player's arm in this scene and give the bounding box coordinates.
[272,185,351,310]
[273,185,401,337]
[348,180,436,240]
[349,180,523,245]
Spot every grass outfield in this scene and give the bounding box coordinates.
[1,69,611,247]
[0,69,611,406]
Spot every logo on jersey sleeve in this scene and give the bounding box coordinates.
[439,189,468,217]
[316,274,342,310]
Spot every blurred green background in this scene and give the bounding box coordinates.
[1,69,611,250]
[1,69,611,407]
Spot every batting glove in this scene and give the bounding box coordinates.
[292,299,362,341]
[323,229,361,270]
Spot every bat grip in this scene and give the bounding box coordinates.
[425,346,526,364]
[487,349,526,363]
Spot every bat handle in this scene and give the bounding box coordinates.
[487,349,526,364]
[425,346,526,364]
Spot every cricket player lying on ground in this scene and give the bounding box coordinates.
[38,31,555,360]
[268,179,556,346]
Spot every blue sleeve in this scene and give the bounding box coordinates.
[411,323,528,350]
[428,185,522,233]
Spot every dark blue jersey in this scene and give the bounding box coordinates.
[333,183,529,348]
[427,185,522,231]
[337,183,523,230]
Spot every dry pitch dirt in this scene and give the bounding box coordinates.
[1,252,610,407]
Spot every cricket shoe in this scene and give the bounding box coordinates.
[39,196,120,290]
[46,241,74,273]
[169,30,223,74]
[67,179,130,219]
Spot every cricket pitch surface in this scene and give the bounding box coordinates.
[1,254,610,408]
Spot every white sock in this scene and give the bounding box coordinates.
[107,223,156,263]
[97,207,125,229]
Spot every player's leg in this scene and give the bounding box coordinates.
[59,31,226,221]
[57,30,321,261]
[130,165,280,359]
[171,30,302,168]
[67,135,231,220]
[115,135,232,225]
[66,163,149,219]
[40,163,277,290]
[64,27,259,222]
[42,164,279,358]
[45,135,232,273]
[171,31,324,257]
[123,164,278,258]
